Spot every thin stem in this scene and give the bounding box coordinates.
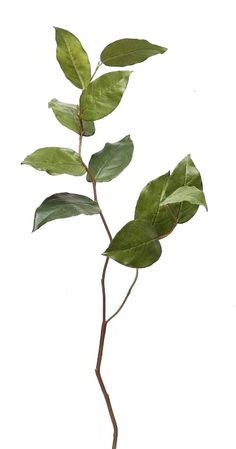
[78,125,138,449]
[82,160,112,242]
[101,257,109,321]
[99,211,112,242]
[78,128,117,446]
[95,321,118,449]
[90,60,102,82]
[107,269,139,323]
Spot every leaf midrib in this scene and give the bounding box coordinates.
[62,34,84,87]
[110,235,159,252]
[81,74,128,117]
[103,47,159,63]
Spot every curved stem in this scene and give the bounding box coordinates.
[101,257,109,321]
[95,321,118,449]
[78,127,138,449]
[95,256,119,448]
[81,159,112,241]
[107,269,139,323]
[78,129,117,446]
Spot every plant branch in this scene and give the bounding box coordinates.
[107,268,139,323]
[78,127,118,447]
[81,157,112,242]
[101,257,109,321]
[90,60,102,82]
[78,124,139,448]
[95,321,118,449]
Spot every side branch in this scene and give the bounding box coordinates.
[107,269,139,323]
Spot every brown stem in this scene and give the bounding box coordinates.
[95,322,118,449]
[78,126,138,449]
[82,160,112,242]
[107,269,139,323]
[78,129,117,446]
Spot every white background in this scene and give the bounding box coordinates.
[0,0,236,448]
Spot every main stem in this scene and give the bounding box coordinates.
[95,304,118,449]
[78,122,138,449]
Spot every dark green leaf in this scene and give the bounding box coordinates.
[161,186,208,210]
[80,71,132,121]
[55,27,91,89]
[22,147,86,176]
[48,99,95,136]
[135,172,177,238]
[33,193,100,231]
[165,154,204,223]
[103,219,162,268]
[87,135,134,182]
[101,38,167,67]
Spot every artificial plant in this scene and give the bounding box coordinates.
[22,27,207,449]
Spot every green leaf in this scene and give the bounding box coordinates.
[48,99,95,136]
[161,186,208,210]
[55,27,91,89]
[165,154,204,223]
[101,38,167,67]
[135,172,177,238]
[87,135,134,182]
[33,193,100,231]
[103,219,162,268]
[80,71,132,121]
[22,147,86,176]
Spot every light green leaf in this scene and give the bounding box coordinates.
[22,147,86,176]
[135,172,177,238]
[161,186,208,210]
[80,71,132,121]
[33,193,100,231]
[165,154,204,223]
[103,219,162,268]
[55,27,91,89]
[101,38,167,67]
[48,99,95,136]
[87,135,134,182]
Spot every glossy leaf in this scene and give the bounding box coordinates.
[80,71,132,121]
[33,193,100,231]
[135,172,177,238]
[165,154,203,223]
[103,219,162,268]
[87,135,134,182]
[55,27,91,89]
[48,99,95,136]
[22,147,86,176]
[161,186,208,209]
[101,38,167,67]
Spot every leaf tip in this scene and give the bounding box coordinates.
[102,250,109,257]
[32,223,37,233]
[48,98,56,108]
